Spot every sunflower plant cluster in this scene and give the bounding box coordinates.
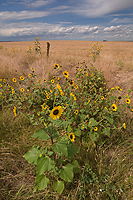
[0,61,132,195]
[34,37,42,54]
[88,42,104,62]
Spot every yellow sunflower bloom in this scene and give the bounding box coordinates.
[69,79,74,86]
[69,132,75,142]
[0,84,2,87]
[43,78,47,82]
[111,103,117,111]
[12,78,17,82]
[20,88,25,92]
[63,71,69,78]
[75,85,78,89]
[123,123,126,129]
[94,127,98,131]
[101,96,104,100]
[50,106,63,120]
[13,106,17,117]
[75,110,78,115]
[125,99,131,104]
[20,76,24,80]
[51,79,54,83]
[54,63,59,69]
[31,68,34,71]
[28,74,32,78]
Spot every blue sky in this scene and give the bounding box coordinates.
[0,0,133,41]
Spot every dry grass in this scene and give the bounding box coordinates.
[0,40,133,96]
[0,40,133,199]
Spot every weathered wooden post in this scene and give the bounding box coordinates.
[47,42,50,57]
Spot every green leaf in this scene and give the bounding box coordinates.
[37,156,54,175]
[32,129,50,140]
[53,180,64,194]
[89,132,99,142]
[72,160,80,173]
[74,129,81,137]
[34,174,49,191]
[88,118,98,127]
[67,144,78,157]
[67,125,72,133]
[53,141,68,156]
[60,163,74,182]
[104,127,110,137]
[23,146,40,164]
[106,116,114,124]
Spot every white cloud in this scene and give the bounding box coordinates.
[0,10,50,21]
[103,25,123,32]
[111,17,133,24]
[0,22,100,38]
[72,0,133,17]
[25,0,54,8]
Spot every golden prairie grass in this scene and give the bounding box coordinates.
[0,40,133,200]
[0,41,133,94]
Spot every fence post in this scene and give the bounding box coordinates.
[47,42,50,57]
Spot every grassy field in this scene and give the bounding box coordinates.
[0,40,133,200]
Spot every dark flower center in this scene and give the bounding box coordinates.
[53,109,59,115]
[112,106,115,109]
[70,134,73,139]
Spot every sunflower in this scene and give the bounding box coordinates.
[94,127,98,131]
[20,88,25,92]
[75,110,78,115]
[69,79,74,86]
[38,79,41,82]
[20,76,24,80]
[54,63,59,69]
[57,83,61,90]
[87,100,90,104]
[50,106,63,120]
[43,78,47,82]
[123,123,126,129]
[125,99,131,104]
[12,78,17,82]
[28,74,32,78]
[31,67,34,71]
[75,85,78,89]
[51,79,54,84]
[111,103,117,111]
[69,132,75,142]
[70,92,76,101]
[85,71,88,76]
[13,106,17,117]
[63,71,69,78]
[0,84,2,87]
[101,96,104,100]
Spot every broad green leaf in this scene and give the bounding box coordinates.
[89,132,99,142]
[88,118,98,127]
[53,141,68,156]
[67,125,72,133]
[106,116,114,124]
[74,129,81,137]
[67,144,79,157]
[60,163,74,182]
[104,127,110,137]
[32,129,50,140]
[23,146,39,164]
[37,156,54,175]
[34,174,49,191]
[53,180,64,194]
[72,160,80,173]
